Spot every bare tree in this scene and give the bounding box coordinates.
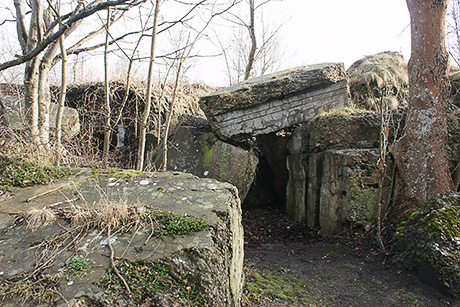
[2,0,144,150]
[102,7,112,168]
[448,0,460,65]
[218,0,285,84]
[137,0,162,171]
[54,0,67,167]
[394,0,454,209]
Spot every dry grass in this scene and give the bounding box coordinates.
[347,51,409,111]
[26,208,57,229]
[1,78,216,170]
[68,201,145,231]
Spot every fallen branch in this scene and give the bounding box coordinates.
[47,197,80,208]
[26,186,64,202]
[107,226,131,293]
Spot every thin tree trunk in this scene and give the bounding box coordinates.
[244,0,256,81]
[394,0,454,207]
[55,16,67,167]
[102,7,112,168]
[137,0,161,171]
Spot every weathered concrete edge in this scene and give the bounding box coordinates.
[199,63,348,116]
[212,81,349,139]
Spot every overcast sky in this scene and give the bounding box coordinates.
[189,0,411,85]
[0,0,412,86]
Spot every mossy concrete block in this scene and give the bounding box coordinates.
[307,112,381,152]
[318,149,392,235]
[396,192,460,298]
[161,115,258,202]
[0,170,244,306]
[199,63,349,143]
[286,154,308,222]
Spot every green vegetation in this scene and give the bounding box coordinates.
[97,259,207,306]
[397,203,460,296]
[315,106,370,118]
[64,256,92,277]
[91,168,143,178]
[0,157,71,189]
[244,270,324,306]
[146,208,210,238]
[429,206,460,241]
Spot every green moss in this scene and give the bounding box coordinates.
[146,208,209,238]
[64,256,92,277]
[245,271,318,305]
[398,204,460,296]
[201,133,217,171]
[324,244,343,256]
[91,168,143,178]
[97,259,207,306]
[428,207,460,241]
[0,157,71,189]
[349,188,377,223]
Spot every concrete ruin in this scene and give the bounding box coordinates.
[0,170,244,306]
[156,115,259,202]
[197,62,393,235]
[199,63,349,144]
[0,96,80,140]
[166,56,460,235]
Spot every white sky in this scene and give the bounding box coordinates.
[189,0,411,86]
[0,0,412,87]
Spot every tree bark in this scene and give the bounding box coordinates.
[38,61,51,148]
[395,0,454,207]
[23,0,43,145]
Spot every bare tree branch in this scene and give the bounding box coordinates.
[0,0,145,71]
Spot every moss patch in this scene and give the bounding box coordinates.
[91,168,143,178]
[244,271,322,306]
[0,157,71,189]
[396,194,460,297]
[97,259,207,306]
[146,207,210,238]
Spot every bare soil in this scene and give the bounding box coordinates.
[241,207,459,307]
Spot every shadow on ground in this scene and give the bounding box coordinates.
[242,208,459,307]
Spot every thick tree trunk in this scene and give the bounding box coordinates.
[395,0,454,207]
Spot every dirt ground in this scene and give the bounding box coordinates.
[241,207,459,307]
